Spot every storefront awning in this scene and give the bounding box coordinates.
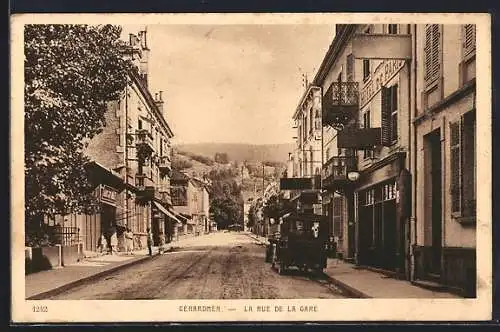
[153,201,182,224]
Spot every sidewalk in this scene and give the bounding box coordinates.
[324,259,461,298]
[26,233,213,300]
[246,233,459,298]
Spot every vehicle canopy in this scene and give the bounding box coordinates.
[280,212,328,241]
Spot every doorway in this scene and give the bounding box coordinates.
[425,129,442,277]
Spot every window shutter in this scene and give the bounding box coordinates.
[463,24,476,58]
[450,120,462,214]
[381,86,392,146]
[333,197,343,238]
[346,54,354,82]
[424,24,441,86]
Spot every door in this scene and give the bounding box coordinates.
[429,130,442,275]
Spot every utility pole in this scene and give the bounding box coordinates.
[262,164,265,197]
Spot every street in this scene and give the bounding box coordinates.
[47,232,346,300]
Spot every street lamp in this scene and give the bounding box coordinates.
[347,171,360,182]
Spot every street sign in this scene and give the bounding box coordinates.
[280,177,313,190]
[338,128,381,149]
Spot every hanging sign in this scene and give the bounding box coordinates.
[100,185,118,206]
[360,59,405,107]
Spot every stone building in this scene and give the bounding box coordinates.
[59,29,180,254]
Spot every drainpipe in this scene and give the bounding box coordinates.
[410,24,418,281]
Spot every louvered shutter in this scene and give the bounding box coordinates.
[381,86,391,146]
[463,24,476,58]
[333,197,343,238]
[424,24,441,87]
[450,120,462,214]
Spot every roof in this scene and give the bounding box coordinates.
[128,68,174,138]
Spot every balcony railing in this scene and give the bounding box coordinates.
[136,129,155,154]
[322,156,358,188]
[322,81,359,128]
[158,155,172,174]
[135,174,155,199]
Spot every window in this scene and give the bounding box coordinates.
[462,24,476,59]
[365,189,375,206]
[381,84,398,145]
[424,24,441,88]
[388,24,398,34]
[309,108,314,135]
[363,110,372,159]
[363,60,371,81]
[310,150,314,175]
[346,54,354,82]
[333,197,344,239]
[362,26,372,82]
[315,110,321,130]
[383,182,397,200]
[450,111,476,221]
[138,119,143,130]
[303,115,307,141]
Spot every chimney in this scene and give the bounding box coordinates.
[155,90,164,116]
[138,29,150,87]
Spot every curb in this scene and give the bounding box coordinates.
[27,254,162,300]
[246,234,268,246]
[322,273,371,299]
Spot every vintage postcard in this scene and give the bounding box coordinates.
[11,13,492,323]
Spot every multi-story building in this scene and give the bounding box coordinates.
[287,85,323,216]
[307,23,476,296]
[171,171,211,238]
[78,29,179,252]
[413,24,476,297]
[314,24,412,269]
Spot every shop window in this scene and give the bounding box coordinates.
[388,24,398,34]
[383,182,397,201]
[450,110,476,223]
[382,84,399,145]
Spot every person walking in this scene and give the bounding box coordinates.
[125,228,133,255]
[110,227,118,255]
[146,227,153,256]
[159,232,166,255]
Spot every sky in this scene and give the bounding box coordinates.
[121,24,334,145]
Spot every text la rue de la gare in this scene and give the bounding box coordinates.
[245,305,318,313]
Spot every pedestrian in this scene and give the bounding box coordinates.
[97,233,107,254]
[159,232,165,255]
[124,228,133,255]
[146,227,153,256]
[110,228,118,255]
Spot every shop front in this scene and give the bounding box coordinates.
[354,152,410,276]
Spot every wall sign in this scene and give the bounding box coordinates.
[360,59,405,107]
[100,185,118,206]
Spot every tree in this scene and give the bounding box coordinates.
[24,25,131,227]
[214,152,229,164]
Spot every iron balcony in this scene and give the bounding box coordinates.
[322,81,359,128]
[135,129,155,155]
[321,156,358,189]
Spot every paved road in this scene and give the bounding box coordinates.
[48,232,346,300]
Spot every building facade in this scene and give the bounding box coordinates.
[307,23,476,296]
[171,171,211,238]
[413,24,476,296]
[59,29,178,254]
